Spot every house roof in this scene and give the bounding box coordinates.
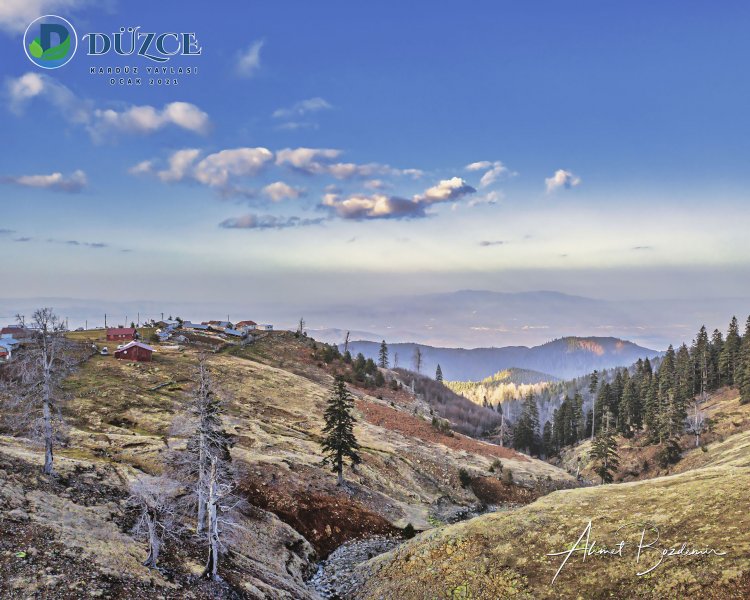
[224,328,245,337]
[115,341,155,353]
[0,338,20,348]
[184,322,209,330]
[107,327,136,335]
[235,320,257,327]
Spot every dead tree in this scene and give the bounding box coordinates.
[1,308,74,475]
[201,455,237,580]
[412,347,423,374]
[687,400,706,448]
[128,475,178,569]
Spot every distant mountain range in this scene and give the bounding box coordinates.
[344,336,660,381]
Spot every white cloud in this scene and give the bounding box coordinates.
[465,160,509,188]
[273,97,332,119]
[136,147,273,189]
[414,177,476,204]
[262,181,304,201]
[93,102,210,135]
[193,148,274,187]
[236,40,264,77]
[321,193,424,220]
[2,169,86,192]
[275,147,417,180]
[7,73,211,139]
[545,169,581,193]
[157,149,201,182]
[0,0,92,33]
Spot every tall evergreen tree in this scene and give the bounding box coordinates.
[435,364,443,382]
[591,412,619,484]
[321,377,361,485]
[513,392,540,455]
[588,370,599,441]
[719,316,742,385]
[378,340,389,369]
[740,316,750,405]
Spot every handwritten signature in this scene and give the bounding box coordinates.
[547,520,727,584]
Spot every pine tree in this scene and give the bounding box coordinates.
[378,340,389,369]
[719,316,742,385]
[591,412,619,484]
[435,364,443,382]
[588,370,599,441]
[740,316,750,405]
[321,377,361,485]
[513,392,540,455]
[542,421,553,458]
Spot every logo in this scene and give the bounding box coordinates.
[23,15,78,69]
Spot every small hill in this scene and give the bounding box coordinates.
[353,397,750,599]
[346,336,660,381]
[445,367,557,409]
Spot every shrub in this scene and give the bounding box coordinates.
[502,468,513,484]
[458,468,472,489]
[490,459,503,474]
[656,438,682,468]
[402,523,416,539]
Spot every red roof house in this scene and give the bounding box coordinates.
[107,327,136,341]
[235,320,257,329]
[114,341,154,362]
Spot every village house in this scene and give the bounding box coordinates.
[114,341,155,362]
[107,327,136,342]
[183,321,210,331]
[259,324,274,331]
[0,336,20,361]
[235,320,257,331]
[223,328,246,339]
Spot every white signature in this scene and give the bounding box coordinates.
[547,520,727,584]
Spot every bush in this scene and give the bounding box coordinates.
[502,468,513,484]
[431,416,453,436]
[390,379,399,390]
[402,523,416,539]
[458,468,472,489]
[656,438,682,468]
[489,459,503,474]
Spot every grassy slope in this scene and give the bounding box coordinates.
[356,395,750,599]
[1,332,572,598]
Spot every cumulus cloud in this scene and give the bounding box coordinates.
[321,193,425,220]
[132,147,274,191]
[465,160,510,188]
[320,176,477,221]
[468,190,503,207]
[93,102,210,135]
[262,181,304,201]
[1,170,86,193]
[545,169,581,193]
[219,213,324,230]
[236,40,264,77]
[275,147,418,180]
[273,97,332,119]
[193,148,274,187]
[7,73,210,139]
[414,177,476,204]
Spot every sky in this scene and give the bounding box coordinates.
[1,1,750,343]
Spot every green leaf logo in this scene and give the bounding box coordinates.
[29,33,70,61]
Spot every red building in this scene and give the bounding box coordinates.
[107,327,136,341]
[114,341,154,362]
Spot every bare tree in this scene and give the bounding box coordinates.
[393,351,399,369]
[169,355,236,580]
[1,308,74,475]
[343,331,350,355]
[202,456,238,580]
[412,347,422,374]
[128,475,179,569]
[686,399,706,448]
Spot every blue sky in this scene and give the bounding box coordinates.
[1,1,750,340]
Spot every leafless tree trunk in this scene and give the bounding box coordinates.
[128,475,177,570]
[1,308,74,476]
[412,347,422,374]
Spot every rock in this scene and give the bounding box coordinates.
[8,508,30,521]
